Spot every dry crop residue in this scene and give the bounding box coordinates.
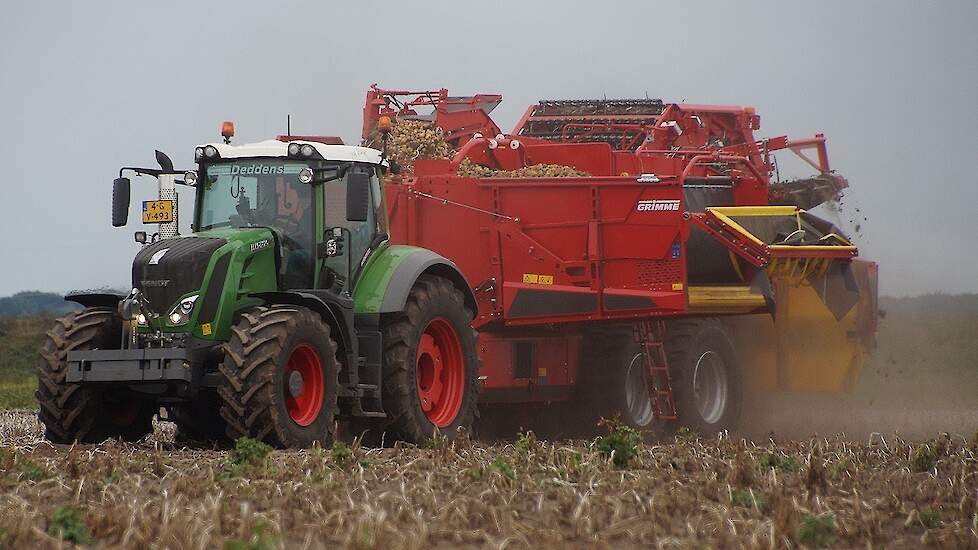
[0,410,975,548]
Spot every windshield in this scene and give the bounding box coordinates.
[199,160,311,232]
[199,160,314,287]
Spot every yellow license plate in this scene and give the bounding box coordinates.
[142,200,174,223]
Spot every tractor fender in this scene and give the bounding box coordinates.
[372,248,476,314]
[65,291,127,309]
[250,291,356,364]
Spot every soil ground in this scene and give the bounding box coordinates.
[0,410,975,549]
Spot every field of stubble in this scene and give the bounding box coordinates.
[0,410,975,549]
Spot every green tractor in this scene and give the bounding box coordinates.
[37,131,479,447]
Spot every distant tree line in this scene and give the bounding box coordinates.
[0,291,79,316]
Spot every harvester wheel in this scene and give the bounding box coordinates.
[36,308,156,443]
[578,328,657,435]
[218,305,339,448]
[379,275,478,444]
[666,318,742,435]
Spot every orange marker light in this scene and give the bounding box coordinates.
[221,121,235,141]
[377,115,393,133]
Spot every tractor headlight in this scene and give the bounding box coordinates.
[300,144,315,157]
[203,145,219,159]
[183,170,198,186]
[287,142,301,156]
[168,295,199,325]
[194,147,205,162]
[136,313,148,326]
[297,166,314,184]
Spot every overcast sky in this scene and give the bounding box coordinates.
[1,1,975,297]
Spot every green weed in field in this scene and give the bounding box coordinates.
[18,459,49,482]
[230,437,272,467]
[918,507,942,529]
[596,418,641,468]
[730,488,767,511]
[48,505,92,546]
[332,441,352,466]
[829,458,851,480]
[224,523,274,550]
[759,451,799,473]
[490,455,515,479]
[909,444,937,473]
[220,437,273,478]
[797,513,836,548]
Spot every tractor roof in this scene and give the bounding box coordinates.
[198,139,386,166]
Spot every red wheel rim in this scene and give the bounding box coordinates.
[284,344,324,426]
[416,318,465,428]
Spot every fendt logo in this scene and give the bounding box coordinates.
[637,199,681,212]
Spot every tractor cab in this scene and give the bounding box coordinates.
[190,138,388,293]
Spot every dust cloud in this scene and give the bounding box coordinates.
[739,294,978,441]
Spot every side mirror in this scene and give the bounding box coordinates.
[346,172,370,222]
[112,177,131,227]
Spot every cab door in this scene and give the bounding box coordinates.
[316,165,382,293]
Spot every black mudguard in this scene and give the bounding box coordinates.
[378,251,477,314]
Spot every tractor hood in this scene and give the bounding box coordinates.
[133,237,227,314]
[132,228,278,336]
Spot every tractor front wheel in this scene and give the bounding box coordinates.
[36,308,156,443]
[380,275,478,444]
[218,305,338,448]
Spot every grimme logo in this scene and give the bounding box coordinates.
[230,164,286,175]
[637,199,681,212]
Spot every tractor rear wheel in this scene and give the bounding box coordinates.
[36,308,156,443]
[218,305,339,448]
[666,318,742,435]
[379,275,478,444]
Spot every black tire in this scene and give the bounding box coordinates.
[218,305,339,448]
[578,327,659,436]
[379,275,479,444]
[36,308,156,444]
[666,318,742,435]
[168,391,229,445]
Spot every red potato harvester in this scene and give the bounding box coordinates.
[365,85,877,435]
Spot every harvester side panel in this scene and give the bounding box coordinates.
[386,175,690,328]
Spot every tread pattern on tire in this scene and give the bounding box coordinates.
[36,307,154,443]
[218,305,338,448]
[379,275,478,444]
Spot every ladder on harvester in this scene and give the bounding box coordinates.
[633,320,677,420]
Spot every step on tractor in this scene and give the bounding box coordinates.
[36,86,878,447]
